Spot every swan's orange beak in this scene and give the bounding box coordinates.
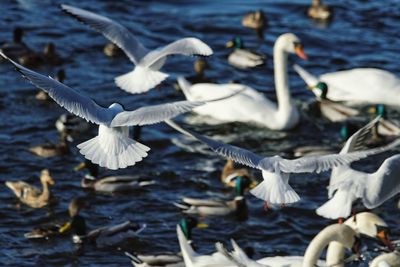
[295,46,308,60]
[377,229,395,251]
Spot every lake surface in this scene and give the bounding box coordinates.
[0,0,399,266]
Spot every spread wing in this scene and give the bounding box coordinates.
[110,101,205,127]
[140,38,212,68]
[279,138,400,173]
[363,154,400,209]
[165,120,266,170]
[61,4,148,64]
[1,52,112,125]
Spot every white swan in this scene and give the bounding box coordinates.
[370,251,400,267]
[179,33,307,130]
[165,119,399,206]
[0,52,207,170]
[61,4,212,94]
[294,64,400,106]
[326,212,393,267]
[316,117,400,220]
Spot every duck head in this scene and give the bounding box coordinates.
[369,104,387,119]
[226,37,244,49]
[179,217,208,240]
[43,42,56,57]
[55,69,66,83]
[340,122,359,142]
[242,10,267,30]
[309,82,328,99]
[40,169,55,186]
[235,176,251,196]
[13,27,24,43]
[194,58,210,75]
[68,197,87,217]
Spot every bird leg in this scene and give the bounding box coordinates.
[263,201,269,211]
[280,203,286,209]
[338,218,344,224]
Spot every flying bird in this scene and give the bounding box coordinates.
[61,4,213,94]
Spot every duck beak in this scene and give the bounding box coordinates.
[48,178,55,185]
[249,180,258,189]
[368,106,377,114]
[226,40,234,48]
[59,222,71,234]
[377,230,395,251]
[74,162,86,171]
[196,223,209,229]
[295,46,308,60]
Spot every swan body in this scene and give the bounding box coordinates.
[294,64,400,106]
[5,169,55,208]
[370,252,400,267]
[1,53,206,170]
[180,33,307,130]
[317,117,400,219]
[61,5,212,94]
[166,119,399,206]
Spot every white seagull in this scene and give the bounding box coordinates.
[166,119,400,207]
[61,4,213,94]
[317,117,400,219]
[1,52,210,170]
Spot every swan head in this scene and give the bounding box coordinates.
[275,33,308,60]
[226,37,244,49]
[345,212,394,251]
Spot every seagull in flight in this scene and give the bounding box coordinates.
[61,4,213,94]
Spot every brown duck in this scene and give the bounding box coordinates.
[5,169,55,208]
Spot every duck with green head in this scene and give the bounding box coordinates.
[174,176,250,220]
[368,104,400,139]
[225,36,265,69]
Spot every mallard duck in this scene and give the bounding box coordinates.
[186,59,212,85]
[225,37,265,69]
[5,169,55,208]
[55,113,91,136]
[308,0,332,21]
[36,69,66,101]
[221,159,257,188]
[103,42,122,57]
[125,217,206,267]
[59,198,146,246]
[19,42,61,67]
[174,176,249,220]
[42,42,62,65]
[241,10,267,39]
[75,160,155,193]
[0,27,32,60]
[24,222,63,239]
[29,131,70,157]
[368,104,400,137]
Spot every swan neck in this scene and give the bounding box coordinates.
[326,241,346,267]
[302,224,353,267]
[273,41,292,115]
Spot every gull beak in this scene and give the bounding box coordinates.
[295,45,308,60]
[74,162,86,171]
[196,223,209,229]
[226,40,234,48]
[378,230,395,251]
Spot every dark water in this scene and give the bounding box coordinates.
[1,0,400,266]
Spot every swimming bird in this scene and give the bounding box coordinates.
[55,113,91,137]
[5,169,55,208]
[29,131,71,158]
[61,4,213,94]
[75,159,155,193]
[368,104,400,137]
[174,176,249,220]
[1,52,210,170]
[317,117,400,220]
[179,33,307,130]
[307,0,332,21]
[59,198,146,246]
[225,37,265,69]
[103,42,122,57]
[166,119,400,207]
[0,27,32,61]
[294,64,400,106]
[241,10,267,39]
[125,217,206,267]
[186,59,213,85]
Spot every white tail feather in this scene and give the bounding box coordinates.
[77,126,150,170]
[115,66,168,94]
[316,190,353,219]
[250,180,300,204]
